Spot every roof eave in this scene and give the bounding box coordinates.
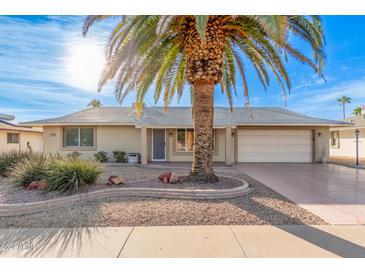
[235,123,350,127]
[19,122,137,127]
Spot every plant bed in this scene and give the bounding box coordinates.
[91,176,244,191]
[0,173,245,205]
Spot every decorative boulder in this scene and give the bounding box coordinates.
[158,172,182,184]
[27,180,48,190]
[158,172,172,184]
[107,175,124,185]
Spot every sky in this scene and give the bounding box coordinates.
[1,15,365,122]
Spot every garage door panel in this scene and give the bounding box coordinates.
[238,130,311,136]
[237,130,313,163]
[239,139,312,145]
[240,145,312,153]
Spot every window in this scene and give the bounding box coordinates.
[63,127,94,147]
[7,133,19,144]
[331,131,340,148]
[176,129,215,152]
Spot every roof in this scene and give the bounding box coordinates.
[332,115,365,130]
[0,120,43,133]
[20,106,349,128]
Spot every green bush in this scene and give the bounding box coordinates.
[67,151,82,159]
[45,158,102,193]
[0,152,28,177]
[94,151,109,162]
[10,154,50,186]
[112,150,126,163]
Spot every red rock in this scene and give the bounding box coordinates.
[27,180,48,190]
[108,175,124,185]
[158,172,172,181]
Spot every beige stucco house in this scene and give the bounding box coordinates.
[21,106,347,165]
[0,120,43,154]
[330,105,365,162]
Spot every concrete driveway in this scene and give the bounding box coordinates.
[235,163,365,225]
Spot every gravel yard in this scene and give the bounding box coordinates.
[0,167,326,227]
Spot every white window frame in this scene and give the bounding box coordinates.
[63,127,94,148]
[175,129,215,152]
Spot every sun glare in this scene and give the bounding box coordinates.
[64,39,105,91]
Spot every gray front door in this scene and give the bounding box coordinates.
[152,129,166,160]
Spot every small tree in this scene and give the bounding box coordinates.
[352,107,362,116]
[337,96,351,119]
[87,99,103,108]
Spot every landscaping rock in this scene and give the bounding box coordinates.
[158,171,182,184]
[159,172,172,183]
[27,180,48,190]
[169,173,180,184]
[107,175,124,185]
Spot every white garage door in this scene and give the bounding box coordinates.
[237,130,313,163]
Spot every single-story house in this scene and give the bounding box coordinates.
[20,106,348,165]
[0,119,43,154]
[330,105,365,162]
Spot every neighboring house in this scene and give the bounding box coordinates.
[20,107,348,165]
[330,105,365,162]
[0,119,43,154]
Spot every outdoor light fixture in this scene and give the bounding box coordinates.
[317,132,322,137]
[355,128,360,166]
[168,132,174,137]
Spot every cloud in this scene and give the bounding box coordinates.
[287,78,365,119]
[0,16,112,91]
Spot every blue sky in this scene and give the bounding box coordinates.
[1,15,365,122]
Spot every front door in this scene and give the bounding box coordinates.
[152,129,166,161]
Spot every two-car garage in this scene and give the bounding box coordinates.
[237,129,314,163]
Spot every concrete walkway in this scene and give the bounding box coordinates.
[1,225,365,258]
[236,163,365,225]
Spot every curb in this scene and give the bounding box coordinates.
[0,177,253,217]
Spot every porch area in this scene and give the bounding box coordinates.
[139,127,235,165]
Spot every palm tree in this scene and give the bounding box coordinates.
[87,99,103,108]
[337,96,351,119]
[83,16,325,183]
[352,107,362,116]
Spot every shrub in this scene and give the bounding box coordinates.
[0,152,28,177]
[10,154,50,187]
[94,151,109,162]
[67,151,82,159]
[113,150,126,163]
[45,158,102,193]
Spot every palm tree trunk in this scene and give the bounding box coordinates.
[343,104,346,119]
[187,80,219,183]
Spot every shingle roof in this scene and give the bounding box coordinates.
[0,120,43,133]
[20,106,348,127]
[230,107,348,126]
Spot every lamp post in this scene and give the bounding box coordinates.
[355,128,360,166]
